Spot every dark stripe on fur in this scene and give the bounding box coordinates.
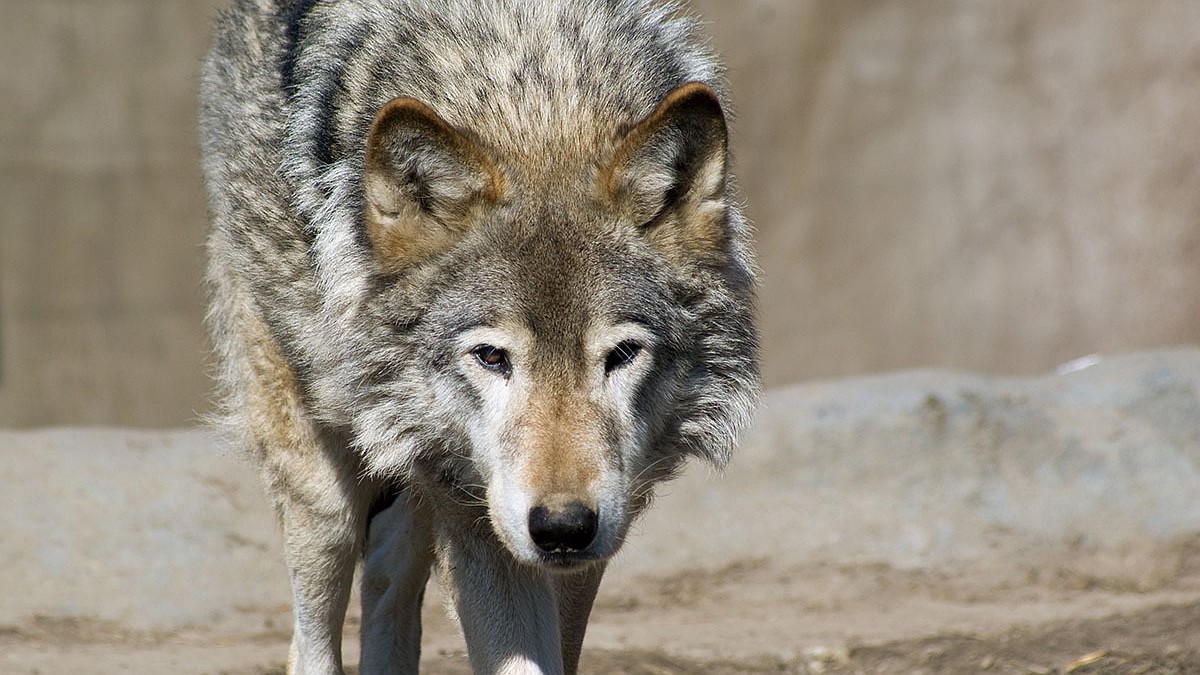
[279,0,323,94]
[312,22,372,175]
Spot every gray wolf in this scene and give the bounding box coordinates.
[200,1,758,673]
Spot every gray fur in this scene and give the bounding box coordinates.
[201,1,758,673]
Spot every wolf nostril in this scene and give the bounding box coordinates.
[528,502,598,553]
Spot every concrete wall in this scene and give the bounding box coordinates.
[1,1,219,426]
[701,0,1200,383]
[4,0,1200,426]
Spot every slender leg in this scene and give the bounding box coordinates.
[225,285,366,675]
[360,490,436,674]
[275,450,369,675]
[440,536,563,675]
[553,563,605,675]
[260,428,368,675]
[282,504,361,674]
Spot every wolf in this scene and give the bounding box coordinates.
[200,0,758,673]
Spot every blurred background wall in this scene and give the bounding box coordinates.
[2,0,1199,427]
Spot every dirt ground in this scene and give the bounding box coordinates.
[7,538,1200,675]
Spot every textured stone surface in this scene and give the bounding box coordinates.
[3,350,1199,631]
[0,428,284,631]
[693,0,1200,384]
[0,1,219,426]
[623,349,1200,576]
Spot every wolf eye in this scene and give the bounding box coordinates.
[604,341,643,374]
[471,344,511,376]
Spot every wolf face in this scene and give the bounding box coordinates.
[342,83,755,568]
[454,313,660,566]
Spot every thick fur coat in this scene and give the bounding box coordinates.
[200,1,758,673]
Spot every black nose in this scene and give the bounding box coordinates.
[528,502,598,553]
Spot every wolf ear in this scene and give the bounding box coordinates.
[602,82,730,263]
[364,97,503,267]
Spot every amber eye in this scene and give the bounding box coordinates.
[604,340,643,374]
[471,344,511,376]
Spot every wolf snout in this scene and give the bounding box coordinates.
[527,500,598,553]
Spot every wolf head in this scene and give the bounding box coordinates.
[342,82,758,568]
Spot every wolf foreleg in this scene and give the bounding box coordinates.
[442,537,564,674]
[553,563,605,675]
[269,444,371,675]
[360,490,436,674]
[281,497,362,675]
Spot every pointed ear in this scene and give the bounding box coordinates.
[601,82,731,264]
[364,97,503,268]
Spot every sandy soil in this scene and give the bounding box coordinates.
[7,538,1200,675]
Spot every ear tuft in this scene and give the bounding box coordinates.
[602,83,730,263]
[364,97,503,269]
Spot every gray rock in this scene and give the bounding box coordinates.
[4,350,1200,629]
[0,429,284,631]
[619,349,1200,574]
